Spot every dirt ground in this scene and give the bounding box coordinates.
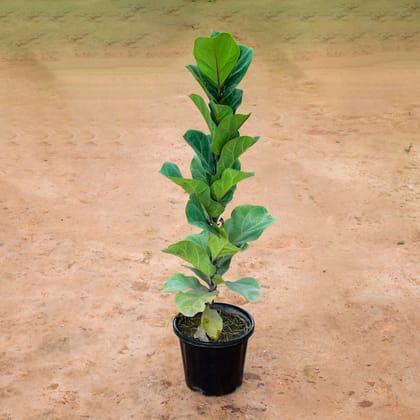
[1,1,419,419]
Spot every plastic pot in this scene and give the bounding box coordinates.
[173,303,255,396]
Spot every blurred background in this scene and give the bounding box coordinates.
[1,0,419,59]
[1,1,419,419]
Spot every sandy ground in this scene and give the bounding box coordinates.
[1,1,420,419]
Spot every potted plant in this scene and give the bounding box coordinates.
[160,31,276,396]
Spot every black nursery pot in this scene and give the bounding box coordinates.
[173,303,255,396]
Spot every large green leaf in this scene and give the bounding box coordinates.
[225,277,261,301]
[160,163,224,218]
[189,94,215,132]
[186,64,217,101]
[216,136,258,177]
[209,101,233,124]
[175,287,218,316]
[211,168,254,200]
[223,44,253,98]
[224,205,276,246]
[184,231,210,252]
[201,305,223,339]
[211,113,250,155]
[163,240,215,277]
[162,273,202,292]
[208,233,240,259]
[183,130,214,174]
[194,33,240,92]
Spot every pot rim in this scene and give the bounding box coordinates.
[173,302,255,348]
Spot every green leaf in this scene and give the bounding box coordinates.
[218,160,241,206]
[194,33,240,91]
[208,233,240,259]
[220,88,243,113]
[209,223,228,239]
[190,156,210,183]
[186,194,210,229]
[175,287,218,317]
[183,265,211,285]
[212,274,224,285]
[223,44,253,98]
[185,195,220,235]
[211,113,250,155]
[211,168,254,200]
[159,162,182,178]
[183,130,214,174]
[201,306,223,339]
[232,159,242,171]
[189,94,216,132]
[163,240,215,277]
[162,273,202,292]
[225,277,261,301]
[209,101,233,124]
[224,205,276,246]
[160,163,224,218]
[186,64,217,101]
[184,231,209,252]
[216,256,233,275]
[219,185,236,207]
[216,136,258,177]
[162,173,205,198]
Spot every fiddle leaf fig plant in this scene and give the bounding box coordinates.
[160,32,276,341]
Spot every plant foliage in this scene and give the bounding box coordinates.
[160,32,276,341]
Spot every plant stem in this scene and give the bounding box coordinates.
[208,258,220,292]
[208,272,217,292]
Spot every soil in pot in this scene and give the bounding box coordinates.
[176,305,251,342]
